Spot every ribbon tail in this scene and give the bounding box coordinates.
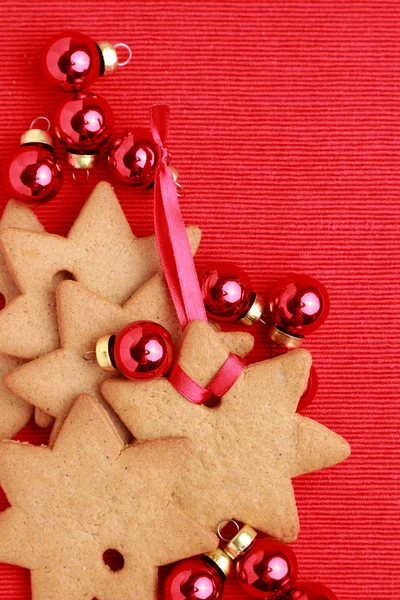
[154,165,187,327]
[150,106,245,405]
[151,104,170,147]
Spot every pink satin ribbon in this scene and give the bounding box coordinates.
[151,105,245,404]
[169,353,246,405]
[151,105,207,328]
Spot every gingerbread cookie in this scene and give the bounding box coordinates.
[0,393,217,599]
[0,199,44,302]
[0,200,43,440]
[102,320,351,543]
[0,181,202,359]
[5,275,254,437]
[0,354,31,440]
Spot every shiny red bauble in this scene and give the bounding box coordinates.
[54,92,114,151]
[112,320,174,381]
[297,365,318,411]
[235,537,298,598]
[164,556,225,600]
[41,31,101,92]
[288,581,338,600]
[4,144,63,204]
[199,262,254,322]
[269,274,330,337]
[107,128,159,187]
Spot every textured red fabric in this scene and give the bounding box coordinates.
[0,2,398,599]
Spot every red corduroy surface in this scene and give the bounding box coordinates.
[0,2,398,599]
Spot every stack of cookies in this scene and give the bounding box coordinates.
[0,182,350,599]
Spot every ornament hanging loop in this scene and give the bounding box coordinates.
[176,181,186,198]
[169,163,184,196]
[115,43,133,67]
[83,350,97,363]
[72,169,90,185]
[30,116,51,131]
[217,518,240,542]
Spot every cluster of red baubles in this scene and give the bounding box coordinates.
[4,31,163,205]
[88,267,329,394]
[164,524,338,600]
[199,264,329,411]
[199,263,329,336]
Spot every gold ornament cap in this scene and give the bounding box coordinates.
[66,150,99,169]
[240,293,266,326]
[223,524,257,560]
[20,129,54,149]
[268,324,303,349]
[203,548,233,578]
[97,41,118,75]
[95,334,116,373]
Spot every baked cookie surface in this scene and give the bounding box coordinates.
[5,276,253,438]
[0,394,218,600]
[102,320,351,542]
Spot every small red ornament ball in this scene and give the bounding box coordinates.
[297,365,318,411]
[164,556,225,600]
[4,145,63,204]
[41,31,100,92]
[54,92,114,151]
[199,262,254,322]
[269,274,330,337]
[107,128,159,187]
[236,537,298,598]
[289,581,338,600]
[112,320,174,381]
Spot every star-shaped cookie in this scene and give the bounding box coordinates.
[0,394,217,599]
[5,274,253,438]
[0,181,201,359]
[0,199,44,303]
[0,200,44,439]
[102,320,351,543]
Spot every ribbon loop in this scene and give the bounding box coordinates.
[207,353,246,398]
[169,353,245,405]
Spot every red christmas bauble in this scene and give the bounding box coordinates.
[269,274,330,337]
[236,537,298,598]
[54,92,114,151]
[289,581,338,600]
[4,145,63,204]
[297,365,318,411]
[41,30,101,92]
[107,128,159,187]
[112,320,174,381]
[199,262,254,322]
[164,556,225,600]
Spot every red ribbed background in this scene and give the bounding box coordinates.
[0,2,398,599]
